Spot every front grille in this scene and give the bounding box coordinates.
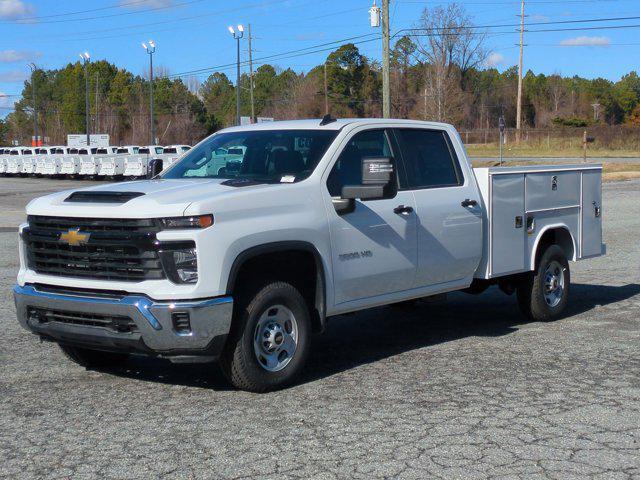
[24,216,165,282]
[28,307,138,333]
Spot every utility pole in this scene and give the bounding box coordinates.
[516,0,525,142]
[142,41,156,145]
[95,71,100,134]
[381,0,391,118]
[324,63,329,115]
[28,63,38,147]
[229,25,245,126]
[79,52,91,147]
[248,23,256,123]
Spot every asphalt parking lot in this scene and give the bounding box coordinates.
[0,177,639,479]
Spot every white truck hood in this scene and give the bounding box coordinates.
[26,178,273,218]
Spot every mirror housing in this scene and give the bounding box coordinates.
[147,158,163,179]
[341,157,394,201]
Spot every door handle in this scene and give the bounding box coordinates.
[461,198,478,208]
[394,205,414,215]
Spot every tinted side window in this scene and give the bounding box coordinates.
[327,129,392,197]
[395,129,462,189]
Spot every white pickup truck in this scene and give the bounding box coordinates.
[123,145,164,178]
[14,119,604,392]
[99,146,138,177]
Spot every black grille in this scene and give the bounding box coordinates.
[28,307,138,333]
[24,216,165,282]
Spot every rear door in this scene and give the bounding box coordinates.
[324,128,418,304]
[393,128,483,288]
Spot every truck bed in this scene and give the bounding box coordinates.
[473,164,604,279]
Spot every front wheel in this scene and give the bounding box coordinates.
[517,244,570,322]
[220,281,311,392]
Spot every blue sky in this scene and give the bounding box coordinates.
[1,0,639,113]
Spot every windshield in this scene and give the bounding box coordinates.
[162,129,338,183]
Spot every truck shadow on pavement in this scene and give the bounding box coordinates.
[98,282,640,390]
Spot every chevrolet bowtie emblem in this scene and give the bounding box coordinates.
[59,229,90,246]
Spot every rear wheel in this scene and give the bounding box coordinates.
[517,244,570,322]
[220,281,311,392]
[59,345,129,368]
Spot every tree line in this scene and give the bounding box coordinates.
[2,3,639,146]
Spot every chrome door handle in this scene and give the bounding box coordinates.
[394,205,414,215]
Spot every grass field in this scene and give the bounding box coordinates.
[470,160,640,183]
[466,144,640,158]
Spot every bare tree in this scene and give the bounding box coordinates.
[415,3,486,122]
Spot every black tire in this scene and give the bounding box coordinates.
[517,244,570,322]
[59,345,129,368]
[220,281,311,393]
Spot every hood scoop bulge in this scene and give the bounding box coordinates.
[64,191,146,204]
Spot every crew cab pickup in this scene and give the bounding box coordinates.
[14,119,605,392]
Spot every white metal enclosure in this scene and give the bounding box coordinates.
[474,164,604,279]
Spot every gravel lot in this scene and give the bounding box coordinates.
[0,177,639,479]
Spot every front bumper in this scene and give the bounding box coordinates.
[14,284,234,358]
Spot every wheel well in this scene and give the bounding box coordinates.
[534,228,575,268]
[228,246,326,333]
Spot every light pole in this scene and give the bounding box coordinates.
[370,0,390,118]
[28,63,38,147]
[142,40,156,145]
[79,52,91,147]
[228,24,244,126]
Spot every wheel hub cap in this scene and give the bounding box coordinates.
[543,260,565,308]
[253,305,298,372]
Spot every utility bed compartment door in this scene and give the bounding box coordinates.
[581,170,603,257]
[525,171,581,212]
[491,174,525,275]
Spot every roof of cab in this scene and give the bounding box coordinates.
[218,118,453,133]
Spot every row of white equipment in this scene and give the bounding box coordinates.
[0,145,191,178]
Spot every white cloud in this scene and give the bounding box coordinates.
[0,0,34,20]
[0,91,17,110]
[486,52,505,68]
[0,70,28,82]
[559,36,611,47]
[0,49,41,63]
[119,0,174,8]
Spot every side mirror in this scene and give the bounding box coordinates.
[147,158,163,179]
[342,157,394,201]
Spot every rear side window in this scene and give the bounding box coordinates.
[394,129,462,189]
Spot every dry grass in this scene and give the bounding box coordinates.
[470,160,640,183]
[467,145,640,159]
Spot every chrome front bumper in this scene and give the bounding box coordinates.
[14,284,234,357]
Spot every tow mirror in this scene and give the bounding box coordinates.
[341,157,394,201]
[147,158,163,179]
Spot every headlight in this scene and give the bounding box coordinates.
[160,215,213,230]
[159,243,198,284]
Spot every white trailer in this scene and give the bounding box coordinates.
[61,148,85,176]
[21,148,42,175]
[123,145,164,178]
[0,148,10,174]
[160,145,191,171]
[98,146,138,177]
[80,147,111,176]
[5,147,34,175]
[39,147,69,176]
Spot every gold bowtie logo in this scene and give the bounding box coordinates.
[59,229,90,246]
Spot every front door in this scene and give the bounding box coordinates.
[324,129,418,305]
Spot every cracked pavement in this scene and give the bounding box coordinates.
[0,178,639,479]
